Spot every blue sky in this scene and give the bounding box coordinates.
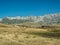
[0,0,60,18]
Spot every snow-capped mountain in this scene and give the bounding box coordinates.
[0,13,60,25]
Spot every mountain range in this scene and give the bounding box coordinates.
[0,13,60,25]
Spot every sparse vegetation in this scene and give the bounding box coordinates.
[0,24,60,45]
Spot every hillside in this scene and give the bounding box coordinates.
[0,13,60,45]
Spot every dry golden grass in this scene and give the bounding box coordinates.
[0,24,60,45]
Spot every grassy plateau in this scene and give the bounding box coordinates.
[0,24,60,45]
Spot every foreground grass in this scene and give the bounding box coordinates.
[0,24,60,45]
